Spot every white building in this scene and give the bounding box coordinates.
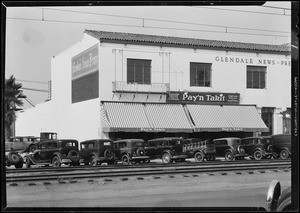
[15,30,291,142]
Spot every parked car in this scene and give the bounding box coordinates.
[79,139,115,166]
[145,137,187,164]
[24,139,80,168]
[240,136,274,160]
[271,134,291,159]
[113,139,150,165]
[213,137,246,161]
[267,180,292,211]
[183,138,216,162]
[5,151,24,169]
[5,136,39,153]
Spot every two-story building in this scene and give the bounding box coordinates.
[15,30,291,142]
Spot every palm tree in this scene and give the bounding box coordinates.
[4,75,26,139]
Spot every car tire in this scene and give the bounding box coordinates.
[29,145,38,153]
[121,155,130,165]
[194,152,204,162]
[162,153,172,164]
[104,149,114,161]
[224,151,234,161]
[253,150,263,161]
[68,150,80,162]
[277,187,292,211]
[52,156,61,167]
[136,148,145,156]
[279,150,289,159]
[25,157,31,168]
[89,156,98,166]
[7,152,21,164]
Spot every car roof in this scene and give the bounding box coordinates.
[213,137,241,141]
[114,139,145,143]
[81,139,113,143]
[148,137,182,142]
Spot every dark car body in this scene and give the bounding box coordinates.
[145,137,187,164]
[240,136,274,160]
[5,151,24,169]
[267,180,292,211]
[5,136,39,153]
[113,139,149,165]
[213,137,246,161]
[79,139,115,166]
[271,134,291,159]
[183,138,216,162]
[24,139,80,167]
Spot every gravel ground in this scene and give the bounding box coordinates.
[6,168,291,209]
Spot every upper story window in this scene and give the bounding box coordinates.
[247,66,266,89]
[190,62,211,87]
[127,59,151,84]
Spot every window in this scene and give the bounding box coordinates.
[261,107,274,136]
[247,66,266,89]
[190,62,211,87]
[127,59,151,84]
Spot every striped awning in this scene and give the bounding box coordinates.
[102,102,151,132]
[144,104,193,132]
[186,104,269,132]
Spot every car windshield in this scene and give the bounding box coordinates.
[170,140,182,145]
[103,141,112,146]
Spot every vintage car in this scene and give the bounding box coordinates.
[271,134,291,159]
[213,137,246,161]
[5,136,39,153]
[266,180,292,211]
[24,139,80,168]
[240,136,274,160]
[145,137,187,164]
[113,139,150,165]
[79,139,115,166]
[183,138,216,162]
[5,151,24,169]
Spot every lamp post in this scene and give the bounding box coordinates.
[278,111,291,134]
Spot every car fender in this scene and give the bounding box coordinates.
[194,150,204,155]
[280,148,291,155]
[52,152,64,162]
[161,150,172,158]
[252,148,263,155]
[224,148,234,156]
[89,152,100,161]
[24,154,37,165]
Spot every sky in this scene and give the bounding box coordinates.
[4,1,293,109]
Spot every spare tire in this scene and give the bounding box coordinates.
[68,150,80,162]
[7,152,22,164]
[136,147,145,156]
[104,149,114,160]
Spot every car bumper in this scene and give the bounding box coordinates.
[131,156,150,160]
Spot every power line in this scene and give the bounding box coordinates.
[36,7,290,34]
[261,5,291,10]
[7,17,291,38]
[22,87,48,93]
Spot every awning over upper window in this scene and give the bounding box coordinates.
[186,104,269,132]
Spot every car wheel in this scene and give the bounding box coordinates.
[279,150,289,159]
[25,157,31,168]
[89,156,98,166]
[7,152,21,164]
[224,151,234,161]
[68,150,80,162]
[162,153,172,164]
[104,149,114,160]
[194,152,204,162]
[253,150,263,161]
[52,156,61,167]
[29,145,38,153]
[121,155,130,165]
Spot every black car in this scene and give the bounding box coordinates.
[271,134,291,159]
[267,180,292,211]
[79,139,115,166]
[240,136,274,160]
[113,139,150,165]
[24,139,80,167]
[183,138,216,162]
[213,137,246,161]
[145,137,187,164]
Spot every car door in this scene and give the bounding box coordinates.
[80,142,89,160]
[145,141,158,158]
[214,140,228,156]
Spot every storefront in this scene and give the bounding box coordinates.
[15,30,291,142]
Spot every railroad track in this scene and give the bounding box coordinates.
[6,160,291,183]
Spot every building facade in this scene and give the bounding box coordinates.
[15,30,291,142]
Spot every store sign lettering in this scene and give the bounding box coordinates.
[215,56,291,66]
[167,92,240,104]
[222,127,244,131]
[72,45,99,80]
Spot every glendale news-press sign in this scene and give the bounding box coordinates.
[167,92,240,105]
[71,45,99,103]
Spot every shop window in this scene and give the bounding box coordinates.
[247,66,266,89]
[127,59,151,84]
[281,108,291,134]
[190,62,211,87]
[261,107,274,136]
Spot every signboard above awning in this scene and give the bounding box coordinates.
[167,92,240,105]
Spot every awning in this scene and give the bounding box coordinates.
[102,102,193,132]
[144,104,193,132]
[186,104,269,132]
[102,102,152,132]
